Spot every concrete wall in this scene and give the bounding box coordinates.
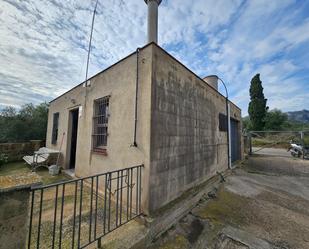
[0,173,41,249]
[46,43,242,214]
[46,45,153,211]
[148,45,242,212]
[0,189,30,249]
[0,140,43,162]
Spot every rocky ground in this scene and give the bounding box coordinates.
[148,163,309,249]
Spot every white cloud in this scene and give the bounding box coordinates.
[0,0,147,108]
[0,0,308,116]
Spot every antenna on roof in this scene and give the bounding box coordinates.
[84,0,99,87]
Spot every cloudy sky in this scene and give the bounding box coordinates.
[0,0,309,115]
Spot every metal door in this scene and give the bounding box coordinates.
[231,119,241,162]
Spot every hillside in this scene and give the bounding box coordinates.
[287,109,309,123]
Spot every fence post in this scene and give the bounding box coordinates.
[248,132,252,155]
[300,131,305,159]
[97,238,102,248]
[300,131,304,142]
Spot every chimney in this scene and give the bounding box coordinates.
[144,0,162,44]
[203,75,219,91]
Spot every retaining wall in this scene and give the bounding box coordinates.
[0,173,41,249]
[0,140,44,162]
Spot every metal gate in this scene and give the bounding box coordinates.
[231,118,241,162]
[27,165,143,249]
[247,131,309,159]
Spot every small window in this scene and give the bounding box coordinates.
[92,96,110,152]
[219,113,227,132]
[52,112,59,144]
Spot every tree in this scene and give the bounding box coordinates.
[248,74,268,130]
[0,106,17,142]
[1,106,16,117]
[0,102,49,143]
[264,109,289,130]
[242,116,252,131]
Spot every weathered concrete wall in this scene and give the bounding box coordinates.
[46,45,153,211]
[0,173,41,249]
[0,140,43,162]
[148,45,242,212]
[0,189,29,249]
[46,43,242,214]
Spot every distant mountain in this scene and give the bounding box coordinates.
[286,110,309,123]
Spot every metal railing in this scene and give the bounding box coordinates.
[27,165,143,249]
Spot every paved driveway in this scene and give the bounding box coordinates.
[251,147,291,157]
[150,163,309,249]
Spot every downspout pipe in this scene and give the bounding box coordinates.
[132,48,140,147]
[217,77,232,169]
[227,101,232,168]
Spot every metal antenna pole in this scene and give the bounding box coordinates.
[85,0,99,87]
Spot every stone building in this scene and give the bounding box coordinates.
[46,0,242,214]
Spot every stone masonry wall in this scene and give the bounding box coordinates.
[149,46,241,212]
[0,140,44,162]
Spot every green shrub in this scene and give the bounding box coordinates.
[0,154,8,166]
[304,136,309,146]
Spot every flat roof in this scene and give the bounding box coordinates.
[49,42,241,111]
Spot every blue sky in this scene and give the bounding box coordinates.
[0,0,309,115]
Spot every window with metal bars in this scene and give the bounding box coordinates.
[51,112,59,144]
[92,96,110,152]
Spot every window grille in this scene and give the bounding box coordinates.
[92,96,110,152]
[51,112,59,144]
[219,113,228,132]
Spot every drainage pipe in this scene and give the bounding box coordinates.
[227,102,232,168]
[225,98,232,169]
[217,77,232,169]
[204,75,232,168]
[132,48,140,147]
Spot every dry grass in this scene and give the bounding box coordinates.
[28,177,138,248]
[1,162,139,248]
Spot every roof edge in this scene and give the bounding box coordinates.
[150,43,242,112]
[49,42,157,104]
[49,42,241,112]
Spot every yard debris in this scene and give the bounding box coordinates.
[207,187,218,199]
[48,164,60,176]
[216,171,226,182]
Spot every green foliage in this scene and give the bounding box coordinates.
[0,102,49,143]
[243,110,309,132]
[264,109,289,130]
[304,135,309,146]
[242,116,252,131]
[248,74,268,130]
[0,154,8,166]
[286,121,309,131]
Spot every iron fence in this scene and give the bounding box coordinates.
[27,165,143,249]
